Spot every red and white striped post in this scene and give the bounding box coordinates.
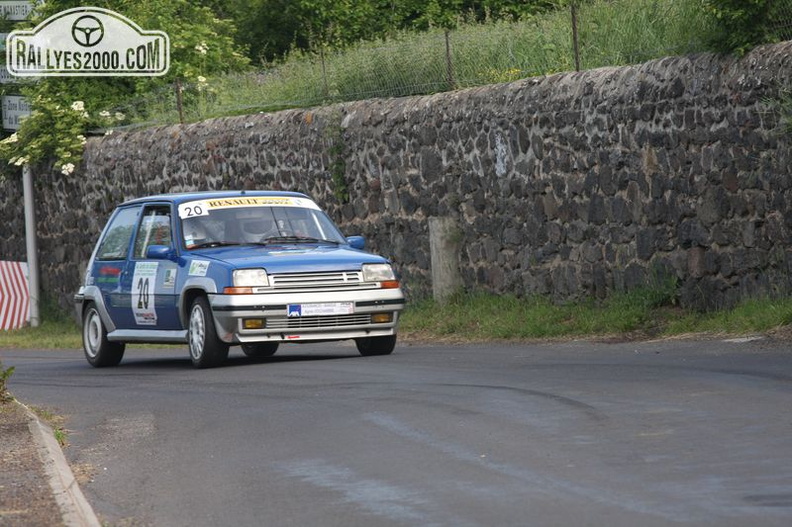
[0,261,30,330]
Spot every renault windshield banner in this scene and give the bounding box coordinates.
[6,7,170,77]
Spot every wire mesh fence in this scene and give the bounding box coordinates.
[97,0,792,130]
[769,0,792,40]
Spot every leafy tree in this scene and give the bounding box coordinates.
[700,0,774,54]
[227,0,565,63]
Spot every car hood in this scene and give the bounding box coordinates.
[189,244,388,273]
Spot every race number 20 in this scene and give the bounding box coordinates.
[132,262,158,325]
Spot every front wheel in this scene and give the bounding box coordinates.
[188,296,229,368]
[82,303,125,367]
[355,335,397,356]
[241,342,279,359]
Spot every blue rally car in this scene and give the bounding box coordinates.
[74,191,405,368]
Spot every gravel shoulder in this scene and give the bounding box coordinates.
[0,400,65,527]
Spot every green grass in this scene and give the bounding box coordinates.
[665,298,792,336]
[3,289,792,349]
[0,319,81,349]
[0,295,81,349]
[399,290,792,343]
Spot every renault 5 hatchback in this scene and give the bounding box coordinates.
[75,191,405,368]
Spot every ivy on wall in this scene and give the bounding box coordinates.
[324,111,350,204]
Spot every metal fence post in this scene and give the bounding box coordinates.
[444,30,456,90]
[22,164,40,327]
[175,78,185,124]
[571,2,581,72]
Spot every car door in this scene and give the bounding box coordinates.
[127,204,181,330]
[91,205,141,329]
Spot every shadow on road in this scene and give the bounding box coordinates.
[110,348,362,370]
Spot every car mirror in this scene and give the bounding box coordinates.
[146,245,174,260]
[346,236,365,250]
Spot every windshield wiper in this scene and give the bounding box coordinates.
[189,241,241,249]
[260,236,340,245]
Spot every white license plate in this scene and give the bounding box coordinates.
[287,302,354,317]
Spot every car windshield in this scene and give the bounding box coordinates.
[179,199,348,250]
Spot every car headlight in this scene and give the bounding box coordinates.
[233,269,269,287]
[362,263,395,282]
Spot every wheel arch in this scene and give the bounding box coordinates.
[180,288,207,328]
[78,287,117,333]
[178,278,218,328]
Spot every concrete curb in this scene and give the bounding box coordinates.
[24,406,102,527]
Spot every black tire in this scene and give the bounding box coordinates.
[355,335,397,356]
[241,342,279,358]
[188,296,229,368]
[82,303,125,367]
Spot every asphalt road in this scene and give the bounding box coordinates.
[3,337,792,527]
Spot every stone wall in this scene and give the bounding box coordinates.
[2,41,792,312]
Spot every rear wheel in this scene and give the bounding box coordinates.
[241,342,279,358]
[82,303,125,367]
[355,335,397,356]
[188,296,229,368]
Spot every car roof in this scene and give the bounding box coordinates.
[119,190,311,207]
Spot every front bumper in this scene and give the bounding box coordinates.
[208,288,405,344]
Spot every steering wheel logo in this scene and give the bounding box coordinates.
[71,15,104,47]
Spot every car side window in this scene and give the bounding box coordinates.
[133,205,173,259]
[95,206,142,261]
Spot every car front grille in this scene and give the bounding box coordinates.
[266,314,372,329]
[269,271,375,291]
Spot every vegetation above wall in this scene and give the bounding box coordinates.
[2,0,790,179]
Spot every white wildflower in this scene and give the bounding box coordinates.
[77,134,87,145]
[104,130,114,136]
[195,42,208,55]
[71,101,85,112]
[2,133,19,144]
[197,76,207,83]
[14,156,28,166]
[61,163,75,175]
[115,112,125,121]
[99,110,111,118]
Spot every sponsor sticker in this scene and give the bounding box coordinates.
[178,197,320,219]
[96,264,122,284]
[188,260,210,277]
[163,268,176,289]
[287,302,354,317]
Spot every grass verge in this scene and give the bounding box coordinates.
[2,290,792,349]
[399,290,792,343]
[0,319,81,349]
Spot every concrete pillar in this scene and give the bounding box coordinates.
[429,216,462,302]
